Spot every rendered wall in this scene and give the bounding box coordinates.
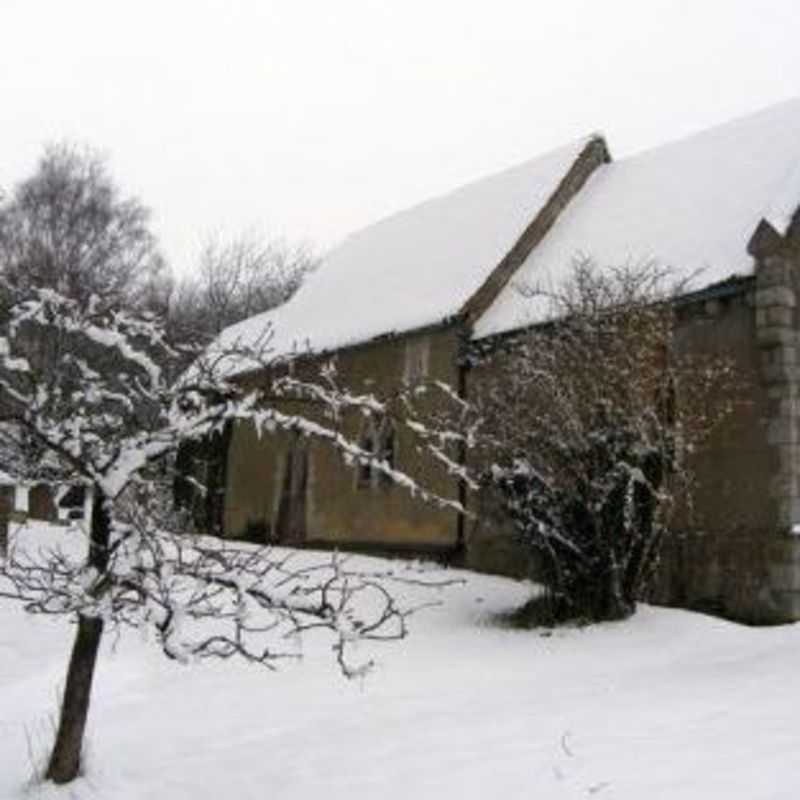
[223,325,462,551]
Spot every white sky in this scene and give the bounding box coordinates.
[1,0,799,277]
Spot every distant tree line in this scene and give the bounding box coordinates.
[0,142,317,344]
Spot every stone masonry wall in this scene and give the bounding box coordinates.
[647,226,800,623]
[750,226,800,619]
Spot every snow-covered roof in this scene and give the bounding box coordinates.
[475,98,800,339]
[215,138,592,361]
[215,98,800,362]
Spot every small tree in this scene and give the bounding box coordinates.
[469,260,739,622]
[0,286,456,785]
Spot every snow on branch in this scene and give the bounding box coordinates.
[466,258,743,622]
[0,282,468,680]
[0,504,459,679]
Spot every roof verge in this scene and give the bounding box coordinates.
[461,135,609,325]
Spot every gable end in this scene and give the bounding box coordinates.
[460,135,610,325]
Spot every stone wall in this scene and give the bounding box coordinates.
[650,280,788,621]
[651,252,800,623]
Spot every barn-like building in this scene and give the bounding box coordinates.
[206,98,800,623]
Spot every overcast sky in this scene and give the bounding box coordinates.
[2,0,799,277]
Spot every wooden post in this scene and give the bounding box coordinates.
[0,485,12,557]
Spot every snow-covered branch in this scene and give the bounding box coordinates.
[0,282,467,678]
[1,506,458,679]
[464,259,742,622]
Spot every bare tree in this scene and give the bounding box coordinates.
[0,285,456,785]
[0,142,169,311]
[170,231,317,343]
[465,260,740,622]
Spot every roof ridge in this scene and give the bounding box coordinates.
[619,96,800,165]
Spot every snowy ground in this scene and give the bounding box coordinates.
[2,523,799,800]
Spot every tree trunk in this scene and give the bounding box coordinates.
[0,514,7,558]
[45,487,110,784]
[599,561,635,621]
[44,615,104,783]
[0,485,13,557]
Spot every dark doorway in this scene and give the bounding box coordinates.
[275,438,308,545]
